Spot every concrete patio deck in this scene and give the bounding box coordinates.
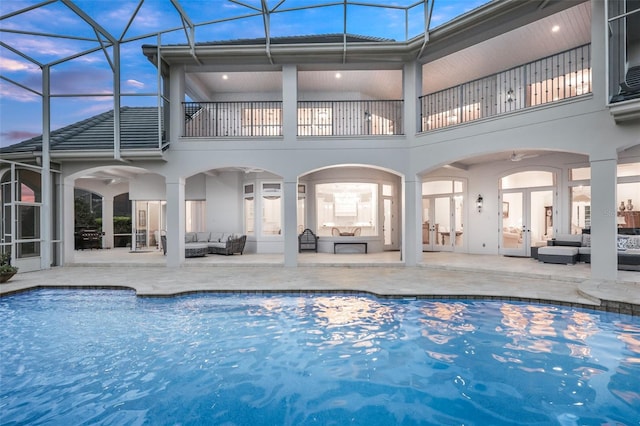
[1,248,638,315]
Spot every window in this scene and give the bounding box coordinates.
[298,106,332,136]
[607,0,640,103]
[185,201,205,232]
[242,107,282,136]
[315,183,377,237]
[501,171,554,189]
[262,183,282,236]
[527,68,592,106]
[570,167,591,181]
[297,184,306,233]
[570,186,591,234]
[569,162,640,232]
[244,184,254,235]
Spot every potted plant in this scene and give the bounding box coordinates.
[0,252,18,283]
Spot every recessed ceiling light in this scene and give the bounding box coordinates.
[222,74,229,80]
[552,25,560,32]
[335,72,342,79]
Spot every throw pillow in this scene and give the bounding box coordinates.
[616,236,629,250]
[627,236,640,249]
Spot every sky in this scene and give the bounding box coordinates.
[0,0,489,149]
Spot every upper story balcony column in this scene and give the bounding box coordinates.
[282,65,298,142]
[404,61,421,137]
[170,65,185,142]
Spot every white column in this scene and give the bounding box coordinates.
[403,61,421,135]
[62,178,75,264]
[283,179,298,267]
[282,64,298,143]
[170,65,185,142]
[403,176,421,266]
[589,156,618,281]
[165,178,185,268]
[101,196,114,249]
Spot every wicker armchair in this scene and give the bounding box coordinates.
[298,228,319,252]
[209,234,247,255]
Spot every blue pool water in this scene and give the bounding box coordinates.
[1,290,639,425]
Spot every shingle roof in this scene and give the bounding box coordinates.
[143,33,395,49]
[0,107,163,154]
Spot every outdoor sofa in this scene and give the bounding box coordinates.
[538,232,640,270]
[185,232,246,257]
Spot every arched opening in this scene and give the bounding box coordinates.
[299,166,402,254]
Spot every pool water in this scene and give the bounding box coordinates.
[1,290,639,425]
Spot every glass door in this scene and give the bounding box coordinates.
[501,192,525,256]
[382,184,397,251]
[501,189,554,256]
[422,196,452,251]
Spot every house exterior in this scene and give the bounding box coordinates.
[1,0,639,281]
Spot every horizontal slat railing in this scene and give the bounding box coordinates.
[183,101,283,137]
[420,44,591,131]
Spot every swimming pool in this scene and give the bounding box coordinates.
[1,290,639,425]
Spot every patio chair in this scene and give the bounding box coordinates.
[612,65,640,102]
[620,65,640,94]
[298,228,319,252]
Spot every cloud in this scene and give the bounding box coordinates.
[1,130,39,141]
[126,79,145,89]
[49,68,113,94]
[0,130,40,145]
[0,57,40,73]
[0,81,40,102]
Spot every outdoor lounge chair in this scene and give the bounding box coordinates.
[620,65,640,94]
[612,65,640,102]
[298,228,319,252]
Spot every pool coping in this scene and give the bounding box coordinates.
[1,265,639,316]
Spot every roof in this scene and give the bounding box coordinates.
[190,34,396,46]
[0,107,163,155]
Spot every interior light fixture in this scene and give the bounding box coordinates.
[552,25,560,32]
[222,74,229,80]
[476,194,483,212]
[507,89,515,103]
[335,72,342,79]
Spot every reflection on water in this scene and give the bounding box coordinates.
[1,291,639,425]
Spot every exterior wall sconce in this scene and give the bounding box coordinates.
[476,194,483,212]
[507,89,515,103]
[364,111,372,121]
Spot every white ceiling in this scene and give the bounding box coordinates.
[422,2,592,93]
[188,69,403,100]
[186,3,591,101]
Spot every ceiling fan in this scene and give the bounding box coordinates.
[510,151,539,162]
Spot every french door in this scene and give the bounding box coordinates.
[500,189,555,256]
[422,195,463,252]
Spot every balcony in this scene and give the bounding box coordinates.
[183,100,403,137]
[419,44,592,131]
[297,100,403,136]
[184,101,283,137]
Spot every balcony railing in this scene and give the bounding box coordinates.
[297,100,404,136]
[184,101,283,137]
[183,100,404,137]
[420,44,591,131]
